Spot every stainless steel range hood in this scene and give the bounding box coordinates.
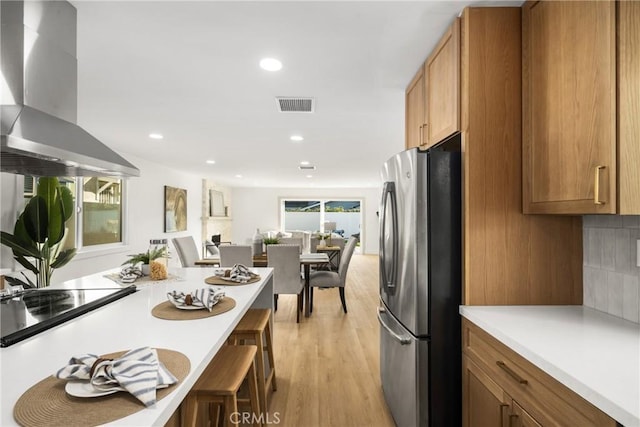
[0,1,139,177]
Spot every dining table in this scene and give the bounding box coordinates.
[196,252,330,317]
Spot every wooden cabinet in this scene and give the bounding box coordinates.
[462,319,617,427]
[404,18,461,150]
[405,65,426,149]
[460,7,582,305]
[425,18,460,147]
[523,0,640,214]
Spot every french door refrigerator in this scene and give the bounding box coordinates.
[378,133,461,427]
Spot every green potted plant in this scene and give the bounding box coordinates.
[122,245,168,275]
[0,177,76,288]
[263,236,280,245]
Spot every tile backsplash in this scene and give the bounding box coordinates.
[583,215,640,323]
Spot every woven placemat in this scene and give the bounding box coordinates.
[151,297,236,320]
[204,275,261,286]
[13,348,190,427]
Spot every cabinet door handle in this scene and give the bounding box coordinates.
[420,123,428,147]
[496,361,528,385]
[594,165,606,205]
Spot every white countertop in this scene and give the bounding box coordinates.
[460,305,640,427]
[0,267,273,426]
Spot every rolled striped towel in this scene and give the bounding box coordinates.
[167,287,225,311]
[228,264,258,283]
[55,347,177,406]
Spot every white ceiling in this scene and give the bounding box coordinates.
[71,1,511,188]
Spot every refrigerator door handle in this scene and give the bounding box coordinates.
[377,308,411,345]
[380,181,398,289]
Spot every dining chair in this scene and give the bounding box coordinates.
[309,236,357,314]
[219,245,252,267]
[172,236,201,267]
[278,237,303,253]
[267,244,304,322]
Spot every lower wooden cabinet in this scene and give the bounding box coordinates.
[462,319,616,427]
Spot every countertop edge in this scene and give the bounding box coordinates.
[460,305,640,427]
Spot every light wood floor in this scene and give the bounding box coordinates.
[267,254,395,427]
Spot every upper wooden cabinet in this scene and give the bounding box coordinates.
[405,18,461,150]
[425,18,461,147]
[405,65,426,150]
[523,0,640,214]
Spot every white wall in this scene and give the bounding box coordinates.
[0,153,204,283]
[231,187,382,255]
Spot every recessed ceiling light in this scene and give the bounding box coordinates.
[206,160,216,164]
[235,174,243,178]
[300,161,310,166]
[290,135,304,142]
[260,58,282,71]
[149,133,163,140]
[306,175,313,178]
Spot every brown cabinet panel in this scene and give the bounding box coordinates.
[463,355,509,427]
[618,0,640,214]
[425,18,461,147]
[405,65,426,150]
[461,6,582,305]
[523,0,617,214]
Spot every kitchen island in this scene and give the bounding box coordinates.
[0,267,273,426]
[461,305,640,426]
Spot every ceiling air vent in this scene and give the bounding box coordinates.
[276,97,315,113]
[299,165,316,170]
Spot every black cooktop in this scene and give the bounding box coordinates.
[0,286,136,347]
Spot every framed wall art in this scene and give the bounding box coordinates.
[209,190,226,217]
[164,186,187,232]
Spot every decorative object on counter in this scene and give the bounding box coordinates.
[164,186,187,232]
[0,177,76,288]
[13,348,189,427]
[104,271,180,286]
[55,347,177,406]
[252,228,264,256]
[148,239,168,280]
[205,269,261,286]
[122,244,168,276]
[119,266,143,283]
[222,264,258,283]
[151,297,236,321]
[167,288,225,311]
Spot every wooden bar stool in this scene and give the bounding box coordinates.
[183,345,261,427]
[229,309,276,415]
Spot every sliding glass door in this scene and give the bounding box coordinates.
[281,199,362,248]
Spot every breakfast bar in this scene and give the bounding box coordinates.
[0,267,274,426]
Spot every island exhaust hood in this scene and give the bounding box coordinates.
[1,1,139,177]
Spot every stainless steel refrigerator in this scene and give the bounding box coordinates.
[378,132,461,427]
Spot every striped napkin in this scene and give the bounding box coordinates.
[55,347,177,406]
[167,287,225,311]
[226,264,258,283]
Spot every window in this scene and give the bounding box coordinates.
[281,199,362,243]
[23,176,125,250]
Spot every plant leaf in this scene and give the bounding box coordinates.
[4,275,32,288]
[13,254,39,274]
[36,177,59,218]
[51,248,76,269]
[20,272,36,288]
[0,231,41,258]
[46,194,65,246]
[59,185,74,222]
[23,196,48,243]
